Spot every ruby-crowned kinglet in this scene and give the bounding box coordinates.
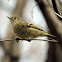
[7,16,56,42]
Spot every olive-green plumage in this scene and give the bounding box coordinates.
[8,17,56,40]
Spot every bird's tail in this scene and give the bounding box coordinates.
[45,33,56,40]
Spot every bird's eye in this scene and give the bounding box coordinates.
[14,17,16,20]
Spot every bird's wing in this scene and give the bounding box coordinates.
[18,18,44,31]
[21,22,44,31]
[29,24,44,31]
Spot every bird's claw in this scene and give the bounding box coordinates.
[15,38,31,42]
[27,38,31,42]
[16,38,20,42]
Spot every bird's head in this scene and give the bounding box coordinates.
[7,16,17,22]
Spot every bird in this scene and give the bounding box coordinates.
[7,16,56,42]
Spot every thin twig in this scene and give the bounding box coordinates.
[52,0,62,20]
[0,38,58,42]
[31,4,38,18]
[31,3,62,20]
[54,11,62,19]
[52,0,60,14]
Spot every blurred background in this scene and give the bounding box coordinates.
[0,0,62,62]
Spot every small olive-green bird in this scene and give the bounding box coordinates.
[8,16,56,42]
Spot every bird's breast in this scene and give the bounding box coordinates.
[13,24,31,38]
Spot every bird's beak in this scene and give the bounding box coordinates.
[7,16,11,20]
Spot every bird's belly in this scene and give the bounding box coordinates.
[13,27,32,38]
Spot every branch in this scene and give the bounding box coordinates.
[0,38,58,42]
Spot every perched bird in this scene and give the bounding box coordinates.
[7,17,56,42]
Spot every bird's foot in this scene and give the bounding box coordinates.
[26,38,31,42]
[15,38,21,42]
[15,38,31,42]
